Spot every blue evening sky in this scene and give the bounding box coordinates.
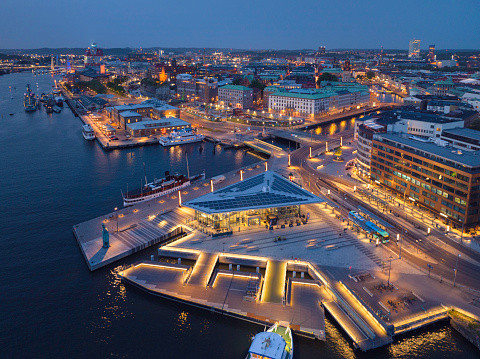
[1,0,478,49]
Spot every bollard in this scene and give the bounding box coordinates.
[150,255,154,261]
[256,267,259,273]
[237,264,240,271]
[178,258,181,265]
[293,271,296,278]
[229,264,232,271]
[301,272,305,279]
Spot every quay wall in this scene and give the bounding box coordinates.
[74,226,185,271]
[120,274,319,340]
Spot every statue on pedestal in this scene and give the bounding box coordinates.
[102,223,110,248]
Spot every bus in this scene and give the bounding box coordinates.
[365,221,390,243]
[348,211,369,232]
[349,211,390,243]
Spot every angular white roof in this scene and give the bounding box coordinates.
[184,171,322,214]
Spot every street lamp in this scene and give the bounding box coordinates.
[387,256,393,287]
[459,219,465,244]
[453,254,461,287]
[115,207,118,232]
[398,233,403,259]
[416,239,421,253]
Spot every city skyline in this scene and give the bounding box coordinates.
[1,0,478,50]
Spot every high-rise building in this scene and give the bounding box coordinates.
[408,39,421,59]
[318,46,326,55]
[427,45,435,63]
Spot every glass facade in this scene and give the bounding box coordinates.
[194,205,301,229]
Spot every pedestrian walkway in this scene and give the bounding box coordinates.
[187,252,219,286]
[261,260,287,303]
[74,207,193,271]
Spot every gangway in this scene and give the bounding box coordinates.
[261,260,287,303]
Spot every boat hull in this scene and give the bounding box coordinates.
[159,137,204,147]
[83,133,96,140]
[123,180,191,207]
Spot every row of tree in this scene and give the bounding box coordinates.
[74,80,107,94]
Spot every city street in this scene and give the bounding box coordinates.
[290,138,480,292]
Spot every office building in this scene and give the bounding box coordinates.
[408,39,421,59]
[268,92,330,117]
[218,85,253,109]
[371,133,480,232]
[427,45,435,63]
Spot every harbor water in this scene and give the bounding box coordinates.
[0,72,478,358]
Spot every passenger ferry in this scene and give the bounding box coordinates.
[246,323,293,359]
[122,170,205,207]
[82,124,96,140]
[159,128,204,147]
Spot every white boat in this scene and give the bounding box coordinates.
[82,124,96,140]
[246,323,293,359]
[159,128,204,146]
[52,106,61,113]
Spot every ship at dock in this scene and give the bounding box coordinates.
[23,84,37,112]
[123,169,205,207]
[159,128,205,146]
[246,323,293,359]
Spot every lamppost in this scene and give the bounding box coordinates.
[398,233,403,259]
[416,239,421,254]
[453,254,461,287]
[387,256,393,287]
[115,207,118,232]
[459,219,465,244]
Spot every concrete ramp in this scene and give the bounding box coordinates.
[323,301,368,344]
[187,252,218,287]
[261,260,287,303]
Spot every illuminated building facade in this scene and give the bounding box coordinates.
[371,133,480,231]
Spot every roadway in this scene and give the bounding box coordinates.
[290,141,480,291]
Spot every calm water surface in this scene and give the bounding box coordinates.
[0,72,477,358]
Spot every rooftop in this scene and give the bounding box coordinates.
[269,92,332,100]
[442,128,480,141]
[127,117,189,131]
[374,133,480,168]
[184,171,323,214]
[219,84,252,91]
[119,110,142,118]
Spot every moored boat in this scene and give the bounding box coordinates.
[159,127,204,146]
[55,96,64,107]
[24,84,37,112]
[82,124,96,140]
[123,169,205,207]
[246,323,293,359]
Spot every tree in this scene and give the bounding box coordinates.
[249,79,266,91]
[232,79,241,85]
[316,72,338,86]
[366,71,375,80]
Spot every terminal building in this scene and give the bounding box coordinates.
[184,171,323,230]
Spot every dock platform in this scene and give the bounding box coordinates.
[120,259,327,340]
[73,207,194,271]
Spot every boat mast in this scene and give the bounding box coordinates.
[186,153,190,179]
[143,162,148,186]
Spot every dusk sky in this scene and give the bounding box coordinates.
[1,0,479,50]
